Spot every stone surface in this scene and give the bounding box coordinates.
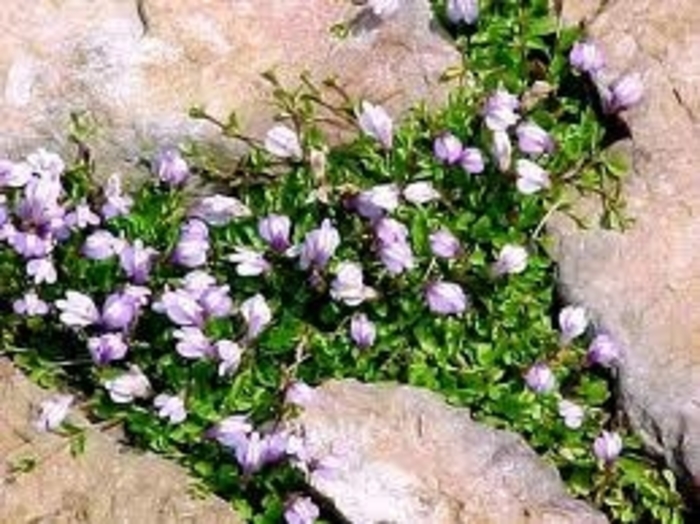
[292,380,607,524]
[0,0,458,176]
[0,358,240,523]
[551,0,700,498]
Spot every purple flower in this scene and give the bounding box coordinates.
[299,219,340,271]
[208,415,253,448]
[425,281,469,315]
[200,285,234,319]
[27,257,57,285]
[240,294,272,339]
[516,159,550,194]
[123,284,152,307]
[447,0,479,24]
[258,214,292,252]
[154,289,205,326]
[83,230,122,260]
[264,125,303,159]
[173,327,212,359]
[483,88,520,131]
[285,381,316,408]
[569,41,605,75]
[104,365,152,404]
[34,394,73,432]
[234,431,273,474]
[491,131,512,173]
[492,244,529,276]
[460,147,485,174]
[227,248,271,276]
[10,232,53,259]
[433,133,463,164]
[603,73,644,114]
[284,496,320,524]
[593,431,622,464]
[559,305,588,344]
[558,399,585,429]
[353,184,401,219]
[190,194,252,225]
[374,218,414,274]
[173,220,210,268]
[357,101,393,149]
[13,291,49,316]
[56,291,100,328]
[516,121,554,156]
[65,201,100,230]
[350,313,376,349]
[0,159,31,188]
[214,340,243,376]
[101,173,133,219]
[101,292,137,330]
[429,229,461,259]
[525,362,556,393]
[403,181,440,205]
[88,333,129,365]
[330,262,376,307]
[119,239,158,283]
[183,270,217,298]
[154,148,189,186]
[154,394,187,424]
[587,333,621,368]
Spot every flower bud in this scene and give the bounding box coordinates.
[447,0,479,24]
[425,281,469,315]
[433,133,463,164]
[258,214,292,252]
[350,313,376,349]
[492,244,528,276]
[593,430,622,464]
[516,121,554,156]
[515,159,550,194]
[525,362,556,393]
[429,229,462,259]
[154,148,189,186]
[403,181,440,205]
[460,147,485,174]
[264,125,303,159]
[603,73,644,113]
[587,333,621,368]
[569,41,605,75]
[483,89,519,131]
[357,101,394,149]
[558,399,585,429]
[491,131,512,173]
[558,305,588,344]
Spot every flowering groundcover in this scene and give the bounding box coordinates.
[1,1,686,523]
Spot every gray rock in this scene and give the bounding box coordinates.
[550,0,700,499]
[291,380,607,524]
[0,0,458,176]
[0,358,240,523]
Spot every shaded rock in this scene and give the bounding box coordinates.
[550,0,700,499]
[0,358,239,523]
[555,0,603,26]
[292,380,606,524]
[0,0,458,176]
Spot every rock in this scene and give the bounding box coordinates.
[0,0,458,176]
[555,0,603,26]
[292,380,607,524]
[550,0,700,499]
[0,358,240,523]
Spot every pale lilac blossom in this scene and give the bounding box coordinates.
[155,148,189,186]
[241,294,272,339]
[173,327,212,359]
[525,362,556,393]
[10,232,53,259]
[123,285,151,308]
[285,381,316,408]
[182,270,217,298]
[569,41,605,75]
[558,399,585,429]
[559,305,588,344]
[492,244,528,276]
[56,291,100,328]
[119,239,158,283]
[433,133,463,164]
[65,201,100,230]
[447,0,479,24]
[350,313,376,349]
[101,292,137,330]
[593,431,623,464]
[429,229,461,259]
[0,159,31,187]
[34,394,73,432]
[172,220,209,268]
[354,184,401,219]
[27,257,57,285]
[214,340,243,376]
[403,181,440,205]
[227,247,271,276]
[154,394,187,424]
[200,285,233,319]
[88,333,129,365]
[13,291,49,316]
[460,147,485,174]
[491,131,512,172]
[587,333,621,368]
[26,149,64,179]
[101,173,133,219]
[603,73,644,114]
[258,214,292,252]
[357,101,393,149]
[234,431,269,474]
[330,262,376,307]
[154,289,205,326]
[516,121,554,156]
[264,125,303,159]
[208,415,253,448]
[190,194,252,225]
[299,219,340,270]
[284,496,320,524]
[374,218,414,274]
[104,365,152,404]
[83,230,121,260]
[516,159,550,194]
[425,281,468,315]
[484,89,520,131]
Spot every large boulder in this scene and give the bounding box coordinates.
[292,380,607,524]
[553,0,700,498]
[0,0,458,175]
[0,358,240,523]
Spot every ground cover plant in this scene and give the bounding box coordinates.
[0,0,686,522]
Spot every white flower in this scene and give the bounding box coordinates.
[190,194,252,225]
[34,394,73,432]
[240,294,272,339]
[559,305,588,343]
[55,291,100,328]
[492,244,528,276]
[330,262,377,307]
[558,399,585,429]
[227,247,271,276]
[491,131,512,173]
[153,394,187,424]
[403,181,440,205]
[104,365,152,404]
[516,159,550,194]
[264,125,302,159]
[357,101,394,149]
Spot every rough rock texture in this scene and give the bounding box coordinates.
[552,0,700,498]
[0,358,239,523]
[293,380,607,524]
[0,0,458,175]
